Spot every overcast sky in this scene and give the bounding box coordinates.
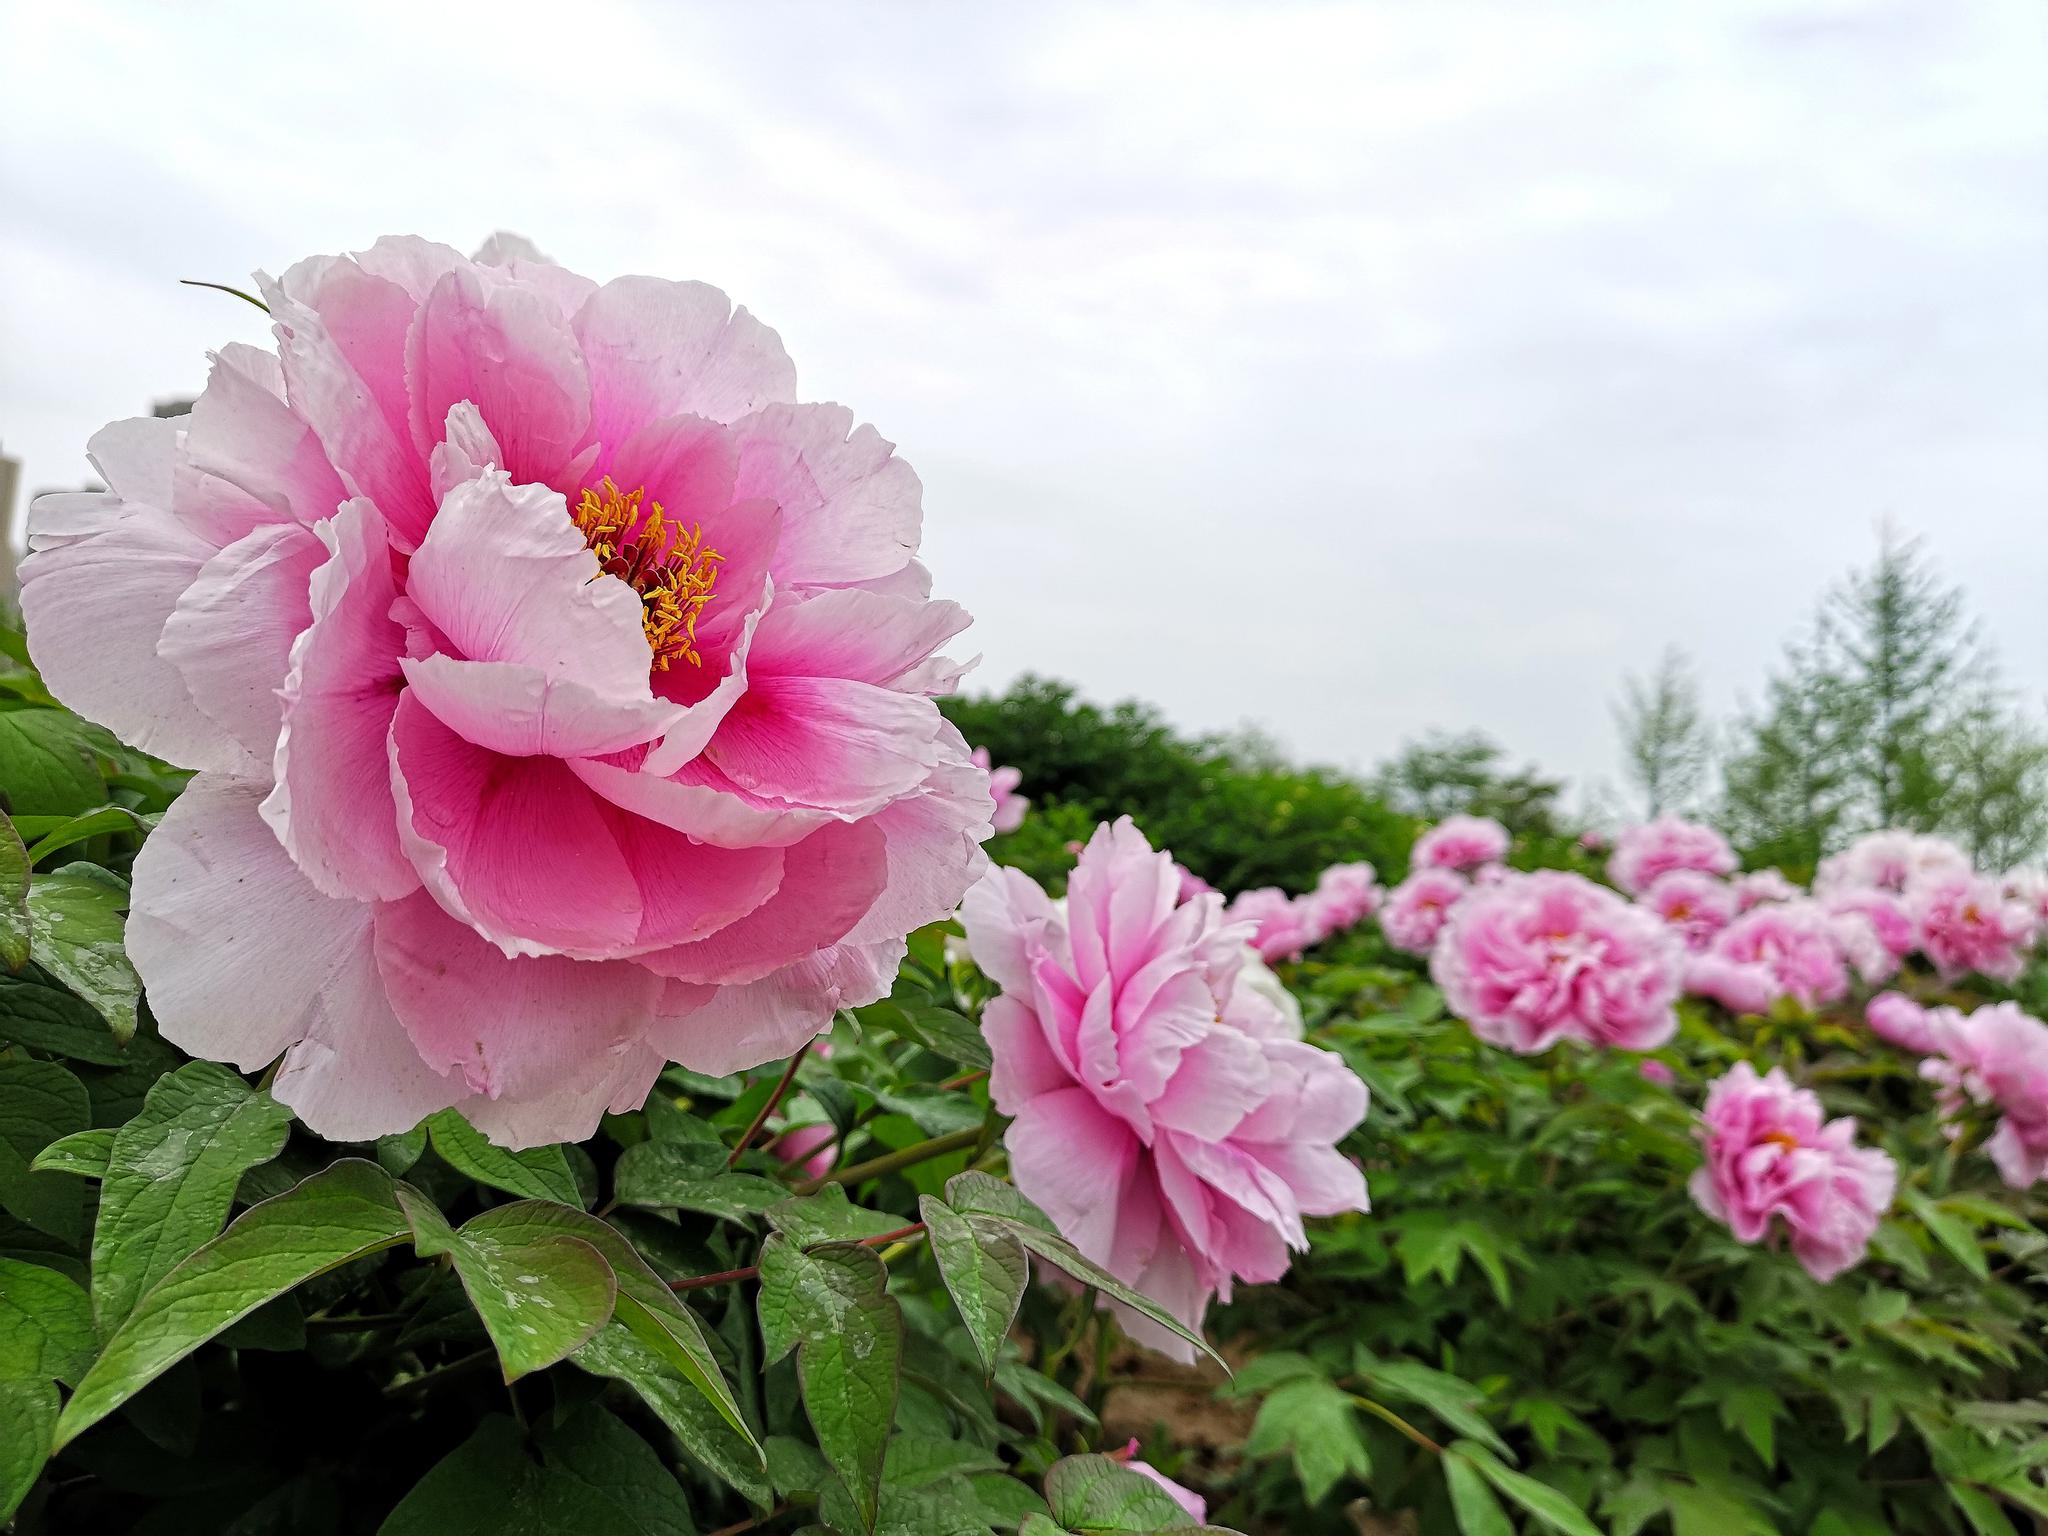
[4,0,2044,803]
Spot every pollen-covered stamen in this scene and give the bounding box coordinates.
[571,476,725,671]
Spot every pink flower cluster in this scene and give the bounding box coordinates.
[970,747,1030,835]
[1380,867,1471,955]
[1683,901,1857,1015]
[1607,817,1737,896]
[1864,994,2048,1190]
[1690,1063,1896,1283]
[1225,861,1383,962]
[1410,815,1509,873]
[1431,870,1683,1053]
[962,818,1370,1358]
[24,236,994,1147]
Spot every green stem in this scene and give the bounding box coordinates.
[1347,1393,1446,1456]
[795,1126,981,1194]
[729,1041,813,1168]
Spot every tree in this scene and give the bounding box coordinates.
[1937,686,2048,869]
[1614,646,1711,818]
[1370,730,1564,842]
[1720,637,1862,876]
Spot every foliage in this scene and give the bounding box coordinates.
[1369,730,1567,846]
[1613,648,1711,821]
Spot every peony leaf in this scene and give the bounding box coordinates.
[0,710,106,819]
[1902,1188,1990,1281]
[1246,1380,1372,1505]
[0,1057,90,1242]
[1444,1454,1514,1536]
[92,1060,293,1335]
[0,1376,57,1523]
[574,1321,772,1506]
[1450,1443,1602,1536]
[876,1002,993,1071]
[920,1193,1028,1378]
[0,816,28,972]
[426,1110,583,1207]
[756,1236,904,1532]
[0,1258,95,1386]
[56,1159,412,1447]
[1355,1354,1513,1460]
[1042,1453,1192,1534]
[613,1137,787,1221]
[21,805,158,866]
[0,966,130,1063]
[766,1185,912,1247]
[25,864,139,1043]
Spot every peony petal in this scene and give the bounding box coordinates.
[373,890,664,1101]
[704,674,943,815]
[177,344,349,540]
[600,413,740,530]
[982,995,1074,1116]
[730,403,921,589]
[456,1044,663,1150]
[960,865,1065,995]
[1150,1028,1271,1141]
[400,654,679,759]
[645,945,884,1078]
[840,727,994,946]
[575,276,797,449]
[568,747,832,850]
[1006,1088,1137,1264]
[744,587,972,691]
[160,521,324,764]
[262,499,419,901]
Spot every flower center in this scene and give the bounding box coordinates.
[1762,1130,1800,1151]
[572,477,724,671]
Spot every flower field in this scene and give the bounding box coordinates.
[1,237,2044,1535]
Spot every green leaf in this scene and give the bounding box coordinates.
[1042,1453,1191,1534]
[92,1060,293,1335]
[1714,1383,1783,1469]
[0,1258,95,1384]
[22,805,156,865]
[55,1159,410,1447]
[574,1322,772,1505]
[1904,1188,1990,1280]
[1246,1379,1372,1504]
[873,1085,986,1137]
[0,1375,57,1522]
[757,1236,904,1531]
[0,710,106,818]
[613,1137,786,1220]
[885,1004,993,1071]
[0,816,28,972]
[1356,1354,1512,1459]
[1450,1442,1601,1536]
[456,1199,755,1448]
[376,1124,428,1176]
[767,1185,915,1247]
[943,1171,1057,1233]
[426,1110,583,1207]
[26,864,140,1042]
[1444,1455,1514,1536]
[394,1187,615,1382]
[534,1403,703,1535]
[0,1056,90,1241]
[0,967,129,1062]
[1945,1483,2016,1536]
[921,1194,1027,1378]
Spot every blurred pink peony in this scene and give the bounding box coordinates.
[1819,887,1918,962]
[1228,886,1320,963]
[961,818,1369,1359]
[1732,868,1800,912]
[1912,873,2038,983]
[1638,1059,1676,1087]
[1173,862,1216,902]
[1638,869,1737,952]
[1920,1002,2048,1189]
[23,236,993,1147]
[2002,867,2048,927]
[1379,868,1469,955]
[969,746,1029,835]
[1306,860,1382,935]
[1683,902,1853,1015]
[1606,817,1737,896]
[1410,815,1509,873]
[1689,1063,1895,1282]
[768,1122,837,1180]
[1115,1441,1207,1522]
[1431,870,1683,1053]
[1814,830,1970,897]
[1865,992,1949,1055]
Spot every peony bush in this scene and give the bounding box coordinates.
[1,238,2043,1535]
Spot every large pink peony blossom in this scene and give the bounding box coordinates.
[1378,868,1469,955]
[1813,830,1970,898]
[1689,1063,1895,1283]
[1683,901,1853,1015]
[22,236,993,1147]
[1409,815,1509,874]
[1228,886,1321,963]
[1911,872,2038,983]
[1819,887,1918,963]
[1431,870,1683,1053]
[1304,860,1382,937]
[1920,1002,2048,1189]
[970,747,1029,835]
[961,818,1369,1359]
[1732,868,1800,912]
[1638,869,1737,953]
[1606,817,1738,896]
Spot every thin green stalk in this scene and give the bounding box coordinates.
[794,1126,981,1194]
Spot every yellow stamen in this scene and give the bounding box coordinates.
[571,476,725,671]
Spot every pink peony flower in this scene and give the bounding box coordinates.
[2002,867,2048,927]
[1920,1002,2048,1189]
[1912,873,2039,983]
[1578,829,1609,853]
[969,746,1029,835]
[1689,1063,1896,1282]
[1865,992,1948,1055]
[1819,887,1918,961]
[1814,830,1970,898]
[1732,868,1800,912]
[1638,1059,1676,1087]
[1410,815,1510,874]
[768,1122,838,1180]
[1638,869,1737,953]
[1471,861,1511,887]
[1606,817,1738,896]
[961,818,1369,1358]
[1115,1442,1206,1523]
[1431,870,1683,1053]
[1305,860,1382,935]
[1379,868,1469,955]
[1228,887,1321,963]
[1683,901,1853,1015]
[22,236,994,1147]
[1173,862,1216,902]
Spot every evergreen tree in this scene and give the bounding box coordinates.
[1370,730,1564,841]
[1614,646,1711,818]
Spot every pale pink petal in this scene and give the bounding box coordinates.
[373,890,664,1101]
[429,401,505,500]
[730,404,921,589]
[160,521,324,763]
[575,276,797,448]
[472,232,601,319]
[645,947,884,1077]
[400,654,679,759]
[960,866,1065,994]
[341,235,470,302]
[744,588,972,690]
[840,730,995,945]
[981,995,1072,1114]
[456,1044,664,1150]
[704,674,943,814]
[1248,1141,1370,1218]
[177,344,349,539]
[568,749,832,850]
[262,499,420,901]
[1007,1088,1137,1262]
[1151,1028,1270,1140]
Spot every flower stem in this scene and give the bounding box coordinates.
[1348,1393,1445,1456]
[729,1041,814,1167]
[794,1126,982,1195]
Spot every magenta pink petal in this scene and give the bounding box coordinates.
[705,674,943,814]
[730,403,922,589]
[575,275,797,448]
